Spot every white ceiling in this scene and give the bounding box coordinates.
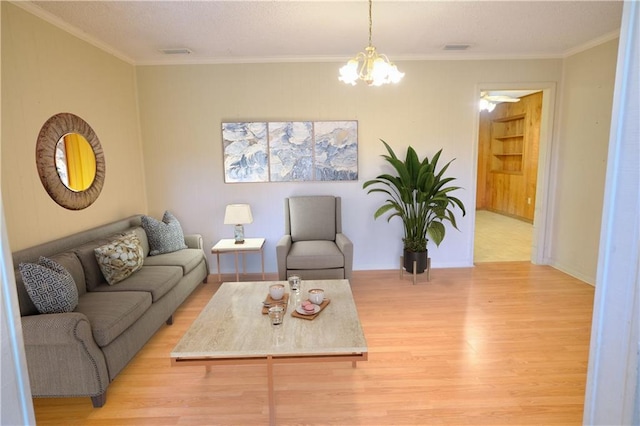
[22,1,623,65]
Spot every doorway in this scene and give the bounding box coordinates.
[473,86,556,264]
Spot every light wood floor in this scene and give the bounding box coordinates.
[474,210,533,263]
[33,264,594,425]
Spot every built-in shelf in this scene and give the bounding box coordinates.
[494,134,524,140]
[490,114,525,173]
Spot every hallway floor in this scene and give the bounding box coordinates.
[474,210,533,263]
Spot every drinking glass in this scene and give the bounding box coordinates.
[288,274,301,292]
[268,306,284,327]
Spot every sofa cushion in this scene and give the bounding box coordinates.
[19,257,79,314]
[141,211,188,256]
[75,291,152,347]
[90,265,182,302]
[48,252,87,296]
[129,226,150,257]
[143,249,205,275]
[74,238,112,291]
[286,240,345,269]
[94,232,144,285]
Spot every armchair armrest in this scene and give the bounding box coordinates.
[335,233,354,279]
[21,312,109,398]
[184,234,203,250]
[276,235,292,280]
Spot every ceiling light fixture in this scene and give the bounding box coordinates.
[479,99,496,112]
[338,0,404,86]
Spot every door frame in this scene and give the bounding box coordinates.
[471,82,557,265]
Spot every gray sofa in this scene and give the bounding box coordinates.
[11,215,209,407]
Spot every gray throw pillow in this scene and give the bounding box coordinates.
[19,256,79,314]
[94,232,144,285]
[141,211,188,256]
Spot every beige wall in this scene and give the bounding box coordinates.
[550,39,619,283]
[1,3,146,251]
[136,59,564,273]
[1,3,619,283]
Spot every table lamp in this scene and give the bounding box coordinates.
[224,204,253,244]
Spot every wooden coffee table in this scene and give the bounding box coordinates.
[170,279,368,425]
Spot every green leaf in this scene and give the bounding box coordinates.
[428,222,446,246]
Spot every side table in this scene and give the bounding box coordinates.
[211,238,266,282]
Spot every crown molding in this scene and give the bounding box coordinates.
[563,30,620,58]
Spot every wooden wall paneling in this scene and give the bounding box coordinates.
[481,93,542,222]
[476,112,492,209]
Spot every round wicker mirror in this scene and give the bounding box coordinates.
[36,113,105,210]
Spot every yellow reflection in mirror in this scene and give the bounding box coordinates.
[55,133,97,192]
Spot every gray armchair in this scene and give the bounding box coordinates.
[276,196,353,280]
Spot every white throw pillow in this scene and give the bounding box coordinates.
[94,232,144,285]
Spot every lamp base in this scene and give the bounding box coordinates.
[234,224,245,244]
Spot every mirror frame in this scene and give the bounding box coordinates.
[36,113,106,210]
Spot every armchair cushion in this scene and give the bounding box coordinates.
[289,196,336,241]
[287,240,345,270]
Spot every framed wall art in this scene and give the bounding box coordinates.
[222,120,358,183]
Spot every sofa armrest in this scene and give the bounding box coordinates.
[21,312,110,399]
[276,235,292,280]
[184,234,209,282]
[184,234,203,250]
[335,233,354,280]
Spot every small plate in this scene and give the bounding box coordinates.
[296,304,320,315]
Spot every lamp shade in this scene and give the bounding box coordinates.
[224,204,253,225]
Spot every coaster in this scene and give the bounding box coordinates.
[262,293,289,314]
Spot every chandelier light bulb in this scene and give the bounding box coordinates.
[338,60,360,86]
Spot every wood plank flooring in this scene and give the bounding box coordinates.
[32,263,594,425]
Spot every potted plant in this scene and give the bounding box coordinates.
[363,140,466,273]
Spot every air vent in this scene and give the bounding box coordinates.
[160,48,193,55]
[443,44,471,51]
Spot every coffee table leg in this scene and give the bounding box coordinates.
[267,356,275,426]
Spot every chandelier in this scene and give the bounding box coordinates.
[338,0,404,86]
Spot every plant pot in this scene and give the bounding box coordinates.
[404,249,428,274]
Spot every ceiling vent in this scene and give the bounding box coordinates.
[160,48,193,55]
[443,44,471,51]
